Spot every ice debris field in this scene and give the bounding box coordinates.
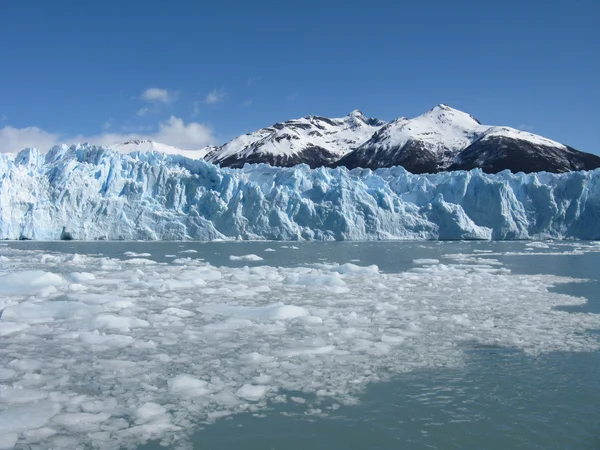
[1,243,600,449]
[1,145,600,241]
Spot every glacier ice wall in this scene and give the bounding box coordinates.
[1,144,599,241]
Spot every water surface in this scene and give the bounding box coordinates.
[1,240,598,449]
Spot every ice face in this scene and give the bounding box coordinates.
[1,244,600,449]
[1,146,599,241]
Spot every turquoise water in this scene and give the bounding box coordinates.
[3,240,599,449]
[172,350,600,450]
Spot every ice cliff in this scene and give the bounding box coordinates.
[1,144,599,241]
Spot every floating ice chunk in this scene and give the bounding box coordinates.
[67,271,96,282]
[92,314,149,331]
[412,259,440,265]
[229,254,264,261]
[0,400,61,435]
[330,263,379,274]
[235,384,268,401]
[171,257,192,264]
[51,412,111,433]
[278,345,336,357]
[203,303,308,320]
[381,334,405,344]
[2,301,102,323]
[252,375,273,385]
[526,241,550,249]
[0,271,64,295]
[239,352,275,364]
[159,279,206,291]
[162,307,195,318]
[78,331,135,348]
[0,434,17,450]
[298,315,323,325]
[285,273,346,287]
[122,258,156,265]
[179,249,198,254]
[264,248,276,252]
[87,432,111,443]
[124,252,151,257]
[99,359,137,371]
[0,322,29,336]
[22,427,58,441]
[0,368,16,381]
[262,304,308,319]
[80,398,118,414]
[168,375,210,397]
[136,402,167,423]
[193,268,222,281]
[204,319,254,331]
[9,359,43,372]
[0,387,48,403]
[119,422,180,439]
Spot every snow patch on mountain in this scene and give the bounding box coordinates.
[479,127,566,149]
[336,104,596,173]
[205,111,386,167]
[111,140,213,159]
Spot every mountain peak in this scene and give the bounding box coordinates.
[427,103,462,114]
[120,139,154,146]
[348,109,365,118]
[422,104,482,126]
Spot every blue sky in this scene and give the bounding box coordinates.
[0,0,598,153]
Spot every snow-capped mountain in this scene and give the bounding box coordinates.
[112,140,214,159]
[9,106,599,175]
[204,110,386,168]
[334,104,600,173]
[447,128,600,173]
[334,104,481,172]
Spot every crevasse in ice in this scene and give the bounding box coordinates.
[0,144,598,240]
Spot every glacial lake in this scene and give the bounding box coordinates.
[0,240,599,449]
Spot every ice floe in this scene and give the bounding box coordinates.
[0,244,598,449]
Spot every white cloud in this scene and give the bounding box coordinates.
[0,125,61,154]
[204,88,225,104]
[0,116,216,153]
[137,107,151,117]
[140,88,179,104]
[192,101,200,117]
[152,116,214,149]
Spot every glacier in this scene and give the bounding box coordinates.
[0,143,599,241]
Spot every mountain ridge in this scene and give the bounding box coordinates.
[11,105,600,174]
